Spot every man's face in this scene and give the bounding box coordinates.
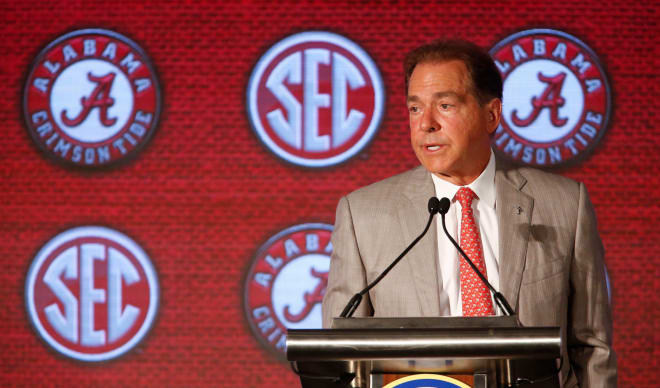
[407,60,501,185]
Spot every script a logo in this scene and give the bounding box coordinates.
[61,72,118,127]
[23,29,161,168]
[490,29,611,167]
[244,223,332,360]
[25,226,159,361]
[511,72,568,127]
[283,267,328,322]
[247,31,384,167]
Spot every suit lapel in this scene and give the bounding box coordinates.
[495,160,534,313]
[398,166,441,316]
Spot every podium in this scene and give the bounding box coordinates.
[286,316,560,388]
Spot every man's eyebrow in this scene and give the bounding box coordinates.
[406,91,464,104]
[406,95,421,104]
[433,91,462,100]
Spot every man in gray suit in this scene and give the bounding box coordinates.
[322,40,616,387]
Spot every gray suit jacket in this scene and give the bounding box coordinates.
[322,159,616,387]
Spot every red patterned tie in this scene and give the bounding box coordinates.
[455,187,495,316]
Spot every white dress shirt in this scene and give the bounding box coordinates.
[431,150,500,316]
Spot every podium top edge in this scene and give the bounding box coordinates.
[330,316,521,329]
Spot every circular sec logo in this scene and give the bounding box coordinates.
[384,374,471,388]
[490,29,611,167]
[25,226,159,361]
[23,29,161,168]
[244,223,332,359]
[247,31,384,168]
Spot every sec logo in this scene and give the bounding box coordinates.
[384,374,471,388]
[23,29,161,168]
[25,226,159,361]
[244,223,332,359]
[490,29,611,167]
[247,31,384,168]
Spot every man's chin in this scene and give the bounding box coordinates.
[424,164,452,178]
[418,158,451,176]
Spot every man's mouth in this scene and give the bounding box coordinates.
[425,144,444,151]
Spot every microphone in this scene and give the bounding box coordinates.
[437,197,514,316]
[339,197,440,318]
[438,197,450,215]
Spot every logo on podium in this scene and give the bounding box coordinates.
[247,31,384,168]
[384,374,471,388]
[25,226,159,361]
[243,223,332,359]
[23,29,161,168]
[490,29,611,167]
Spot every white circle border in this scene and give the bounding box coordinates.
[22,28,163,168]
[243,222,333,360]
[25,226,159,362]
[489,28,612,167]
[247,31,385,168]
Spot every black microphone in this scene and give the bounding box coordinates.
[438,197,450,215]
[339,197,440,318]
[438,197,515,316]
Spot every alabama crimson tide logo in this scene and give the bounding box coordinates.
[23,29,161,167]
[244,223,332,359]
[247,31,384,167]
[25,226,159,361]
[490,29,611,167]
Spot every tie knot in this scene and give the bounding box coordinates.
[455,187,477,208]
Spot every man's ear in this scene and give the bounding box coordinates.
[486,98,502,134]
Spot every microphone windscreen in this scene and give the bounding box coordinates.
[428,197,440,214]
[438,197,450,215]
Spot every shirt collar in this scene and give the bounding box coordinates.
[430,150,496,209]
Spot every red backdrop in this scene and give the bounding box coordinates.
[1,1,657,386]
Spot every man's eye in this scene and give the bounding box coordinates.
[440,104,451,110]
[409,106,419,113]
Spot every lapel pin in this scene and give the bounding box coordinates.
[516,206,523,215]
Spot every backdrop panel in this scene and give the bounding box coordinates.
[1,1,658,386]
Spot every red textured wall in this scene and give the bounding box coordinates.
[1,1,657,386]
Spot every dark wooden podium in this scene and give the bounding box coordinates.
[286,316,560,388]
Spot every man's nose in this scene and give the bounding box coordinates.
[420,109,439,133]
